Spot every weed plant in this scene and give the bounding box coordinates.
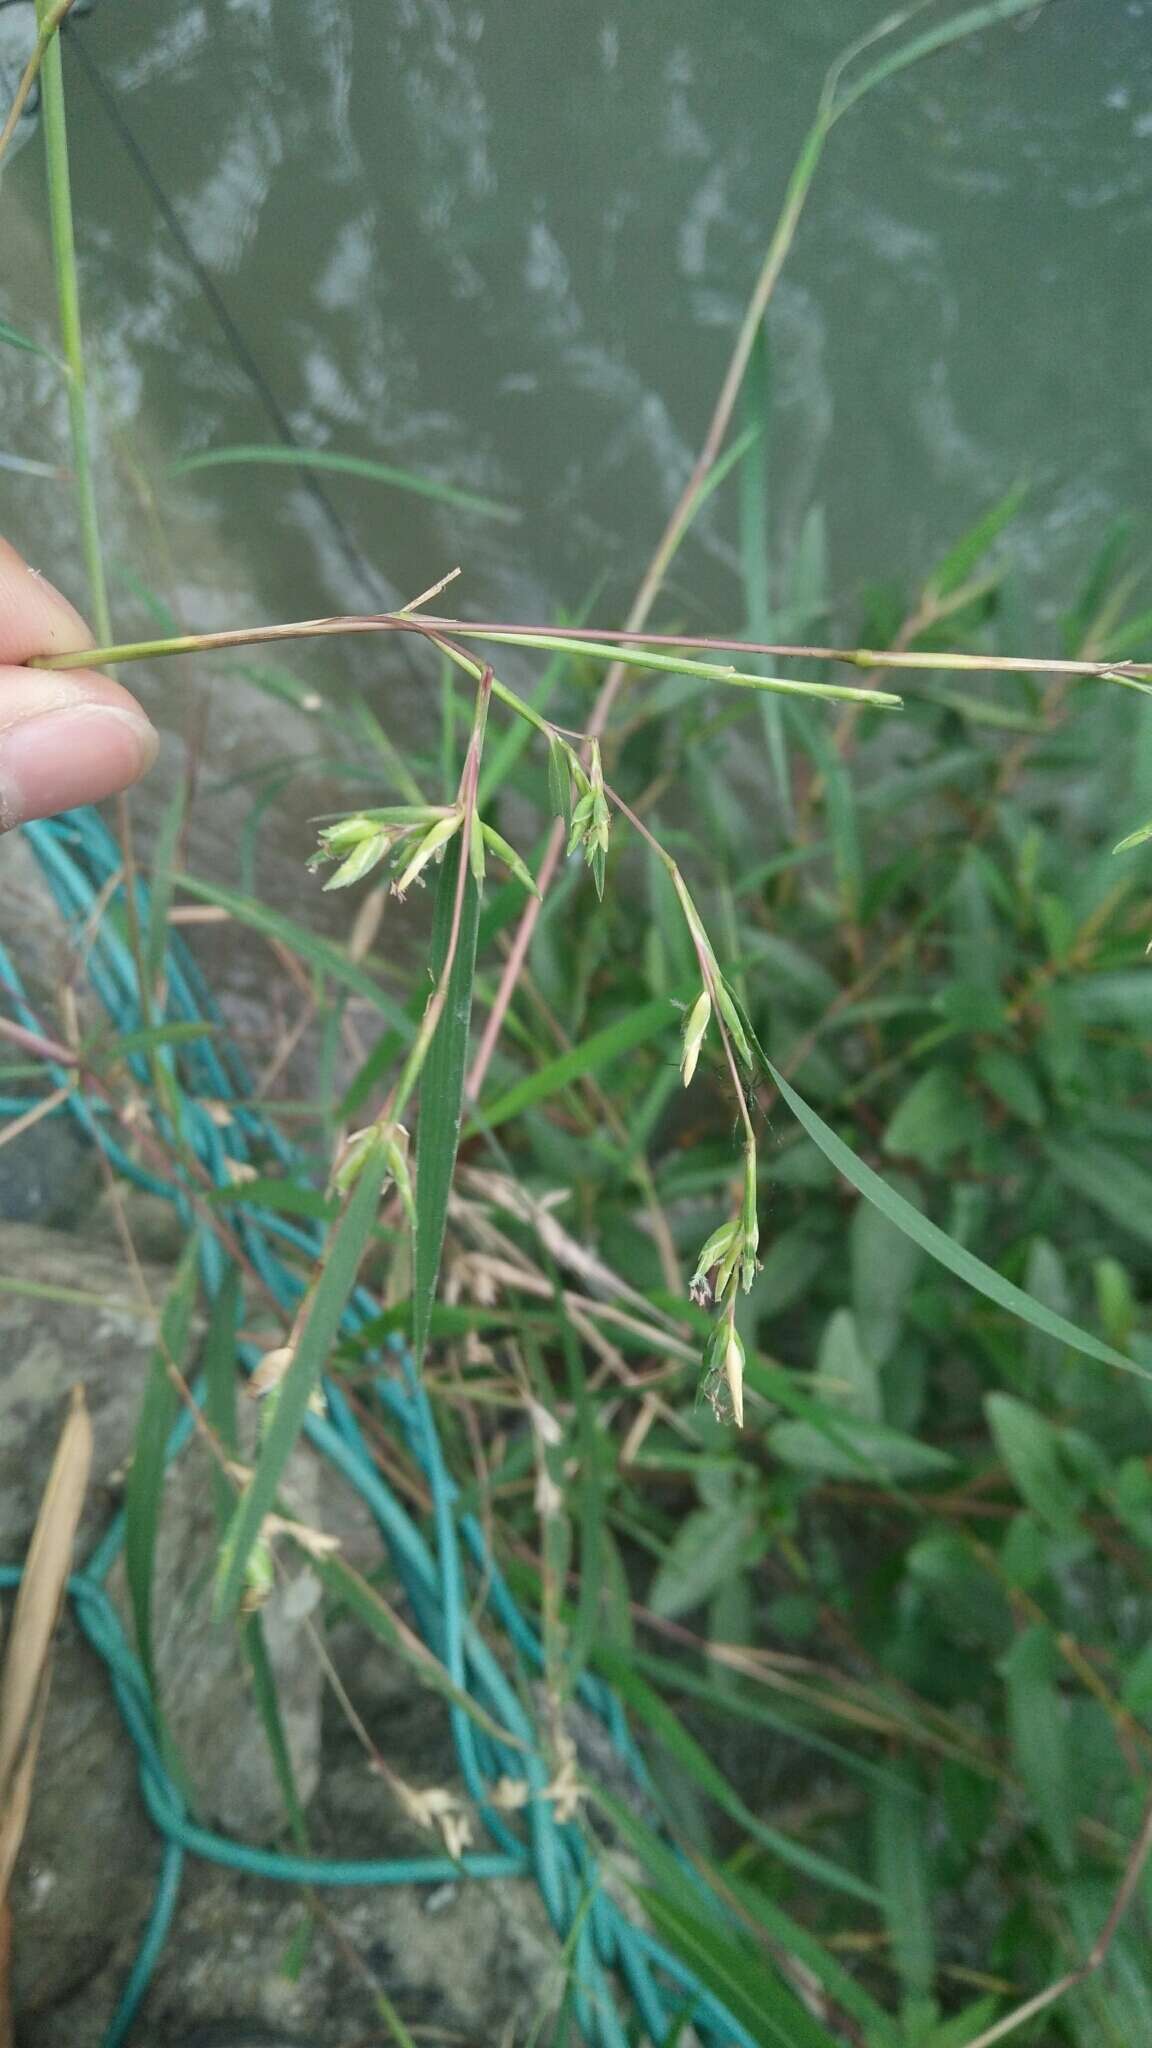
[4,3,1152,2045]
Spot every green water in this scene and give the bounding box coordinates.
[2,1,1151,723]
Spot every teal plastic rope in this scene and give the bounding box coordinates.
[0,807,754,2048]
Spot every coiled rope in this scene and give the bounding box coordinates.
[0,806,751,2048]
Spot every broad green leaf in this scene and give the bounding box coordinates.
[976,1047,1045,1128]
[985,1393,1084,1533]
[872,1767,935,2001]
[1068,972,1152,1025]
[765,1060,1147,1383]
[413,838,481,1367]
[469,998,671,1135]
[770,1416,954,1482]
[648,1504,755,1622]
[175,874,414,1034]
[851,1191,923,1365]
[999,1623,1075,1869]
[214,1143,390,1615]
[883,1066,974,1169]
[907,1530,1011,1651]
[816,1307,881,1421]
[1047,1139,1152,1251]
[755,1223,830,1318]
[169,443,519,523]
[124,1243,199,1690]
[1023,1239,1071,1380]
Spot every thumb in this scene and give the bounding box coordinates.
[0,663,159,830]
[0,539,158,829]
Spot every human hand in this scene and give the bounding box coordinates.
[0,537,157,831]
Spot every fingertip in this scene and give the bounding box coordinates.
[0,539,93,665]
[0,694,158,830]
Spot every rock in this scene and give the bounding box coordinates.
[1,1223,565,2048]
[112,1414,325,1841]
[0,1223,324,2024]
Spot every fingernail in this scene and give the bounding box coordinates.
[0,702,159,828]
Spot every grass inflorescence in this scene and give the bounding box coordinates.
[5,3,1152,2046]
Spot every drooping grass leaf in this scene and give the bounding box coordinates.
[169,442,519,523]
[640,1888,840,2048]
[594,1793,842,2048]
[123,1243,199,1690]
[413,836,481,1367]
[594,1646,882,1906]
[214,1144,390,1616]
[766,1060,1147,1383]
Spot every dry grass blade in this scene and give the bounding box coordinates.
[0,1383,92,2041]
[0,1386,92,1887]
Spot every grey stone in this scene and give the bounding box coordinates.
[0,1224,324,2022]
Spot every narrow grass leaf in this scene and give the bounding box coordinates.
[124,1244,199,1689]
[242,1612,310,1851]
[766,1060,1146,1382]
[205,1176,336,1223]
[202,1266,241,1527]
[315,1552,522,1749]
[92,1019,218,1064]
[145,780,188,990]
[469,998,671,1134]
[594,1647,882,1906]
[721,1870,899,2044]
[413,837,481,1367]
[169,443,519,523]
[0,316,61,367]
[640,1889,839,2048]
[214,1146,389,1616]
[594,1793,840,2048]
[926,483,1027,600]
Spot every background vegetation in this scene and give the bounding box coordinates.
[4,3,1152,2045]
